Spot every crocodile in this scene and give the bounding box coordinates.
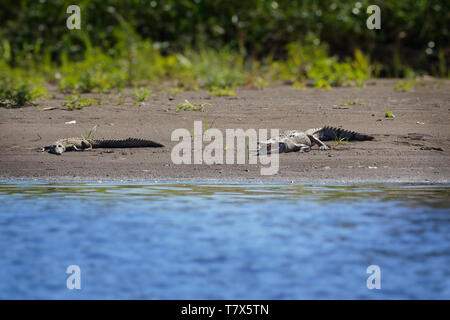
[42,137,164,155]
[257,126,373,155]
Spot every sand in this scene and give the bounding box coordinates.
[1,79,449,183]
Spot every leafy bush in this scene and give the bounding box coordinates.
[275,42,370,87]
[0,81,48,107]
[58,49,126,92]
[2,0,447,76]
[385,110,395,118]
[182,48,247,89]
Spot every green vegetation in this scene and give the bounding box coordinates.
[291,81,306,90]
[334,137,349,145]
[0,0,447,108]
[2,0,447,76]
[0,79,48,107]
[176,100,212,112]
[0,82,35,107]
[385,110,395,118]
[133,87,152,104]
[80,125,97,140]
[282,44,370,87]
[254,77,268,90]
[64,95,100,110]
[339,98,365,106]
[394,81,414,92]
[1,40,373,102]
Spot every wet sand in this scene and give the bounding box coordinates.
[1,79,449,182]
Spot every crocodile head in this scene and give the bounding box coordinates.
[49,143,66,155]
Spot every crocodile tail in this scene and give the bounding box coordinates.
[90,138,164,148]
[319,126,374,141]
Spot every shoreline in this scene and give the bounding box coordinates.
[1,177,449,185]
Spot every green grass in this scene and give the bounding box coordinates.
[1,1,447,78]
[183,48,247,89]
[385,110,395,118]
[334,137,349,145]
[133,87,152,104]
[314,79,332,90]
[79,125,97,139]
[1,36,376,96]
[168,87,185,96]
[271,43,371,88]
[0,81,48,107]
[0,34,426,108]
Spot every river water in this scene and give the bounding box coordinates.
[0,181,449,299]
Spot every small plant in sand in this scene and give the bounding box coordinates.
[208,86,236,97]
[133,87,152,104]
[0,82,48,107]
[394,81,414,92]
[64,95,99,109]
[79,125,97,139]
[339,98,365,106]
[385,110,395,118]
[314,79,332,90]
[334,136,349,145]
[291,81,306,90]
[176,99,211,112]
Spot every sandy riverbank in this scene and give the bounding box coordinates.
[1,79,449,183]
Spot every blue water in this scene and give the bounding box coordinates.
[0,181,449,299]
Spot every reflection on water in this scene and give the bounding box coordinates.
[0,181,449,299]
[1,182,449,207]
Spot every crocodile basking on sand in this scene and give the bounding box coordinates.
[257,126,373,155]
[42,137,164,155]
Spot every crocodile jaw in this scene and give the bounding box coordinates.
[49,144,66,155]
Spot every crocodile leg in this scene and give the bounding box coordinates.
[72,140,92,151]
[66,140,88,152]
[281,139,311,153]
[298,144,311,152]
[258,141,311,155]
[286,142,311,153]
[308,134,329,150]
[81,140,92,150]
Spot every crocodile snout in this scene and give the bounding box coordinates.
[49,144,65,155]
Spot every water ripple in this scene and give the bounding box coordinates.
[0,181,449,299]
